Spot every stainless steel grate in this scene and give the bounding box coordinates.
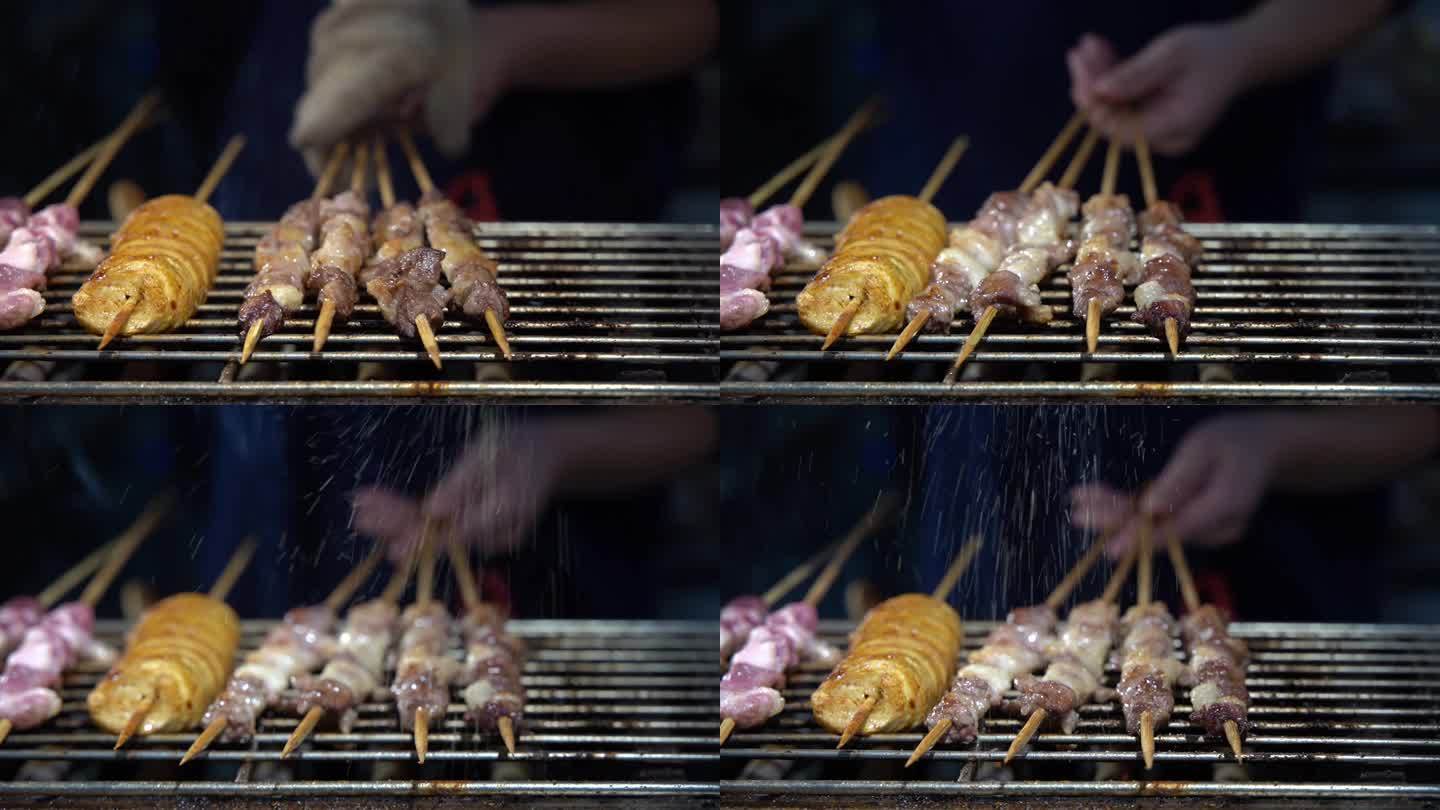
[0,619,717,807]
[721,620,1440,806]
[0,222,718,403]
[722,223,1440,402]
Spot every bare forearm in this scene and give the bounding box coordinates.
[540,407,717,495]
[1268,406,1439,493]
[486,0,718,90]
[1231,0,1391,88]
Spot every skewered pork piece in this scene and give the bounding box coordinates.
[1068,193,1141,320]
[923,605,1055,744]
[364,203,426,284]
[0,599,43,659]
[287,598,400,733]
[1013,599,1121,733]
[1115,601,1186,737]
[308,191,371,329]
[365,246,451,339]
[967,182,1079,324]
[0,199,28,246]
[88,593,242,736]
[904,191,1030,334]
[391,601,460,734]
[720,595,767,662]
[200,605,337,742]
[720,197,753,249]
[237,200,323,340]
[811,593,964,737]
[1133,201,1202,343]
[1182,604,1250,738]
[720,204,826,331]
[721,602,839,731]
[0,602,115,731]
[0,204,101,330]
[416,190,509,324]
[458,604,526,738]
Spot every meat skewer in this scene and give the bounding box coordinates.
[719,495,890,745]
[0,539,120,661]
[1117,516,1184,769]
[810,533,986,749]
[1166,528,1249,760]
[305,142,373,353]
[76,133,245,346]
[721,540,842,665]
[721,136,831,249]
[449,543,526,755]
[281,555,414,756]
[1004,541,1140,763]
[179,543,384,764]
[398,131,512,360]
[392,538,458,762]
[1070,138,1142,354]
[796,134,968,349]
[237,142,349,363]
[1133,134,1202,356]
[90,536,256,749]
[0,94,161,331]
[942,127,1099,381]
[906,538,1108,766]
[720,100,877,332]
[887,110,1086,359]
[0,493,172,745]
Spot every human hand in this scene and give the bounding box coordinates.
[290,0,509,173]
[1066,24,1252,156]
[1069,415,1282,555]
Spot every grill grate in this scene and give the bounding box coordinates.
[0,619,717,807]
[721,621,1440,806]
[722,223,1440,402]
[0,222,718,403]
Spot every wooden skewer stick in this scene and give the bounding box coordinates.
[804,493,898,607]
[411,536,438,762]
[414,706,431,764]
[1019,110,1087,195]
[374,136,396,209]
[240,320,265,364]
[885,310,930,361]
[65,93,162,209]
[1164,318,1181,358]
[836,693,877,750]
[180,716,226,765]
[498,716,518,757]
[1136,514,1154,608]
[762,540,841,608]
[931,533,986,601]
[80,491,175,608]
[35,538,119,609]
[790,98,880,210]
[209,537,258,602]
[416,315,443,369]
[350,141,368,195]
[1101,139,1121,197]
[943,128,1100,383]
[98,298,138,351]
[113,691,155,750]
[194,135,247,205]
[397,130,436,195]
[26,119,160,210]
[719,717,737,746]
[1044,537,1110,612]
[312,142,350,202]
[1085,297,1102,355]
[917,136,969,204]
[1005,541,1139,764]
[484,308,512,361]
[821,292,864,351]
[747,137,832,209]
[1140,709,1157,769]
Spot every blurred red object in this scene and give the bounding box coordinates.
[446,171,501,222]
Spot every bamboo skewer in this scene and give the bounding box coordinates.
[790,98,879,211]
[283,557,413,758]
[65,93,162,210]
[762,541,840,608]
[312,142,350,203]
[103,134,245,348]
[1133,514,1158,768]
[910,537,1106,767]
[747,137,832,210]
[1166,528,1244,761]
[374,137,396,209]
[410,538,438,763]
[35,539,119,610]
[117,534,253,750]
[1004,541,1139,765]
[944,126,1100,381]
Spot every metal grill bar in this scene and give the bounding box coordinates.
[1,619,717,806]
[722,222,1440,402]
[0,222,718,403]
[723,621,1440,804]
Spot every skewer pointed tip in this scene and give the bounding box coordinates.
[180,716,226,765]
[1005,708,1046,765]
[905,718,950,768]
[1140,710,1156,769]
[99,299,138,349]
[114,693,154,750]
[283,706,324,758]
[483,309,512,360]
[415,315,443,369]
[1164,317,1180,357]
[413,707,430,763]
[0,718,11,747]
[1224,720,1244,761]
[1085,298,1101,355]
[821,295,864,351]
[836,694,877,749]
[886,311,930,361]
[312,299,336,353]
[240,320,264,364]
[498,715,517,755]
[719,717,736,746]
[944,307,996,383]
